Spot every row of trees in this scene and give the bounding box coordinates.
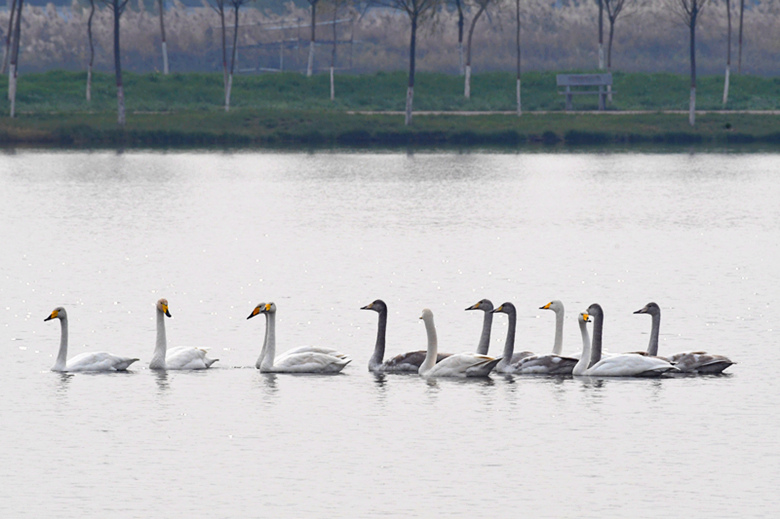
[2,0,767,127]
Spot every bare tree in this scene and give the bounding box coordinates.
[376,0,440,126]
[464,0,492,99]
[737,0,743,73]
[603,0,627,70]
[451,0,465,74]
[597,0,604,69]
[307,0,320,76]
[225,0,249,111]
[674,0,709,126]
[327,0,350,100]
[515,0,521,115]
[86,0,95,101]
[1,0,17,75]
[8,0,23,117]
[158,0,169,74]
[211,0,229,105]
[102,0,131,125]
[723,0,731,106]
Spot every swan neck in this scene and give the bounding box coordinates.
[476,310,493,355]
[420,317,438,373]
[53,317,69,371]
[150,308,167,369]
[588,312,604,368]
[573,319,591,375]
[369,308,387,370]
[501,310,516,361]
[647,313,660,356]
[552,308,564,355]
[259,311,276,371]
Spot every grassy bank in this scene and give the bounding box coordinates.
[0,70,778,148]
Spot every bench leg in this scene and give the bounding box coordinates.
[599,89,605,111]
[566,93,572,111]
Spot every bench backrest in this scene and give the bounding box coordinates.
[556,73,612,87]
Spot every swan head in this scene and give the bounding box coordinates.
[361,299,386,313]
[586,303,603,318]
[247,302,276,320]
[465,299,493,312]
[491,302,516,315]
[419,308,434,323]
[579,312,591,323]
[156,298,172,318]
[44,306,66,322]
[633,302,660,316]
[540,300,563,312]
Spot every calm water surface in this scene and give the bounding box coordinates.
[1,151,778,518]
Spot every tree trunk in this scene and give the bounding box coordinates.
[9,63,16,117]
[689,11,696,127]
[220,4,227,92]
[516,0,521,116]
[464,3,487,100]
[607,17,614,102]
[405,13,417,126]
[737,0,744,74]
[8,0,23,115]
[456,0,464,75]
[86,0,94,101]
[225,73,232,112]
[723,0,731,107]
[2,0,17,75]
[113,0,125,126]
[158,0,168,74]
[226,3,240,112]
[306,0,317,77]
[598,0,604,70]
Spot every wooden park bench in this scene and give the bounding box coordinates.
[556,73,612,111]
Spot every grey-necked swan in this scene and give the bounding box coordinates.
[492,302,577,375]
[417,308,499,377]
[465,299,532,362]
[247,302,350,373]
[634,302,734,374]
[362,299,449,373]
[44,307,138,372]
[581,303,677,377]
[149,298,218,370]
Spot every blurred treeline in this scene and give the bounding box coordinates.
[2,0,777,76]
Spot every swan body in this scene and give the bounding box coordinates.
[44,307,139,372]
[571,312,592,376]
[582,304,678,377]
[149,299,218,370]
[248,302,350,373]
[634,302,735,374]
[492,303,577,375]
[417,308,499,377]
[362,300,449,372]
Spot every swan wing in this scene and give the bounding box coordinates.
[64,351,139,372]
[586,354,677,377]
[511,351,535,363]
[166,347,218,370]
[424,353,497,378]
[380,351,451,372]
[669,352,735,373]
[513,354,578,375]
[278,345,350,361]
[269,352,351,373]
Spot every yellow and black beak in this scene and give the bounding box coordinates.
[162,304,171,318]
[44,309,58,322]
[465,302,480,311]
[361,302,373,310]
[247,306,261,320]
[491,305,504,314]
[540,302,552,310]
[583,313,591,322]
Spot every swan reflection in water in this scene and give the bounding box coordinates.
[154,370,170,393]
[260,373,278,397]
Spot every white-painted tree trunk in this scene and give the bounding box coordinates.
[117,84,125,126]
[162,41,169,75]
[598,44,604,70]
[330,66,334,101]
[9,63,16,117]
[86,65,92,102]
[722,65,730,107]
[464,65,471,99]
[225,73,233,112]
[689,87,696,126]
[516,78,521,116]
[607,83,612,103]
[405,86,414,126]
[307,41,315,77]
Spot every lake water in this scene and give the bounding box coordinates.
[1,150,778,518]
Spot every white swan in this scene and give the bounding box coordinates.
[247,302,351,373]
[44,307,138,372]
[149,298,218,370]
[634,302,735,374]
[582,303,678,377]
[362,299,450,373]
[571,312,592,376]
[417,308,499,377]
[540,300,566,355]
[492,302,578,375]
